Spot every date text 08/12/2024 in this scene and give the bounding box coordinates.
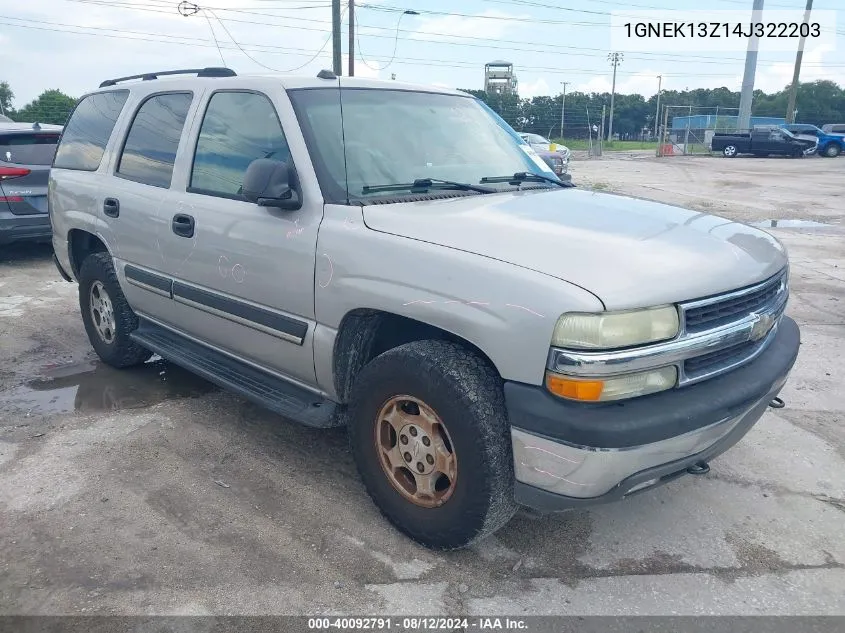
[308,617,528,630]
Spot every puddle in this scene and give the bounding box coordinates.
[751,219,834,229]
[0,358,218,415]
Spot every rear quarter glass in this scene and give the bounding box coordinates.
[53,90,129,171]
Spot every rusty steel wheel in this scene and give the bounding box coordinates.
[347,339,518,549]
[374,395,457,508]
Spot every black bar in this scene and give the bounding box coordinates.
[124,265,172,296]
[172,281,308,342]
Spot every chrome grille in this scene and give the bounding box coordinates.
[684,272,786,334]
[683,339,761,379]
[677,268,788,384]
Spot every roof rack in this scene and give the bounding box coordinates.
[99,67,236,88]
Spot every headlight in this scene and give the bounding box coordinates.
[551,306,680,350]
[545,366,677,402]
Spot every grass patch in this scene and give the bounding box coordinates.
[554,139,660,152]
[589,181,612,191]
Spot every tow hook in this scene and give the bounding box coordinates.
[769,397,785,409]
[687,462,710,476]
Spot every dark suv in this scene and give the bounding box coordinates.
[0,121,62,245]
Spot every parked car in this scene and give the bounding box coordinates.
[780,123,844,157]
[711,128,814,157]
[50,68,799,550]
[821,123,845,135]
[0,121,62,245]
[519,132,571,163]
[535,149,570,180]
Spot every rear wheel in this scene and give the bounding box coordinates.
[347,340,518,550]
[78,252,152,368]
[723,145,738,157]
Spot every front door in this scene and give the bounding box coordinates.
[159,89,321,386]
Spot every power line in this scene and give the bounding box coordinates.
[201,9,227,66]
[0,19,769,80]
[55,0,845,59]
[355,9,418,72]
[205,6,347,72]
[3,15,843,80]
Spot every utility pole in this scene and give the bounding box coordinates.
[559,82,569,139]
[607,52,623,141]
[785,0,813,123]
[348,0,355,77]
[600,104,606,155]
[737,0,764,130]
[654,75,662,139]
[332,0,342,75]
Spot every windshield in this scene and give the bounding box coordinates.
[288,87,554,202]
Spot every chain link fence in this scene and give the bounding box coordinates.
[656,105,787,156]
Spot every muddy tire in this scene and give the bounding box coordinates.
[78,252,152,368]
[347,340,518,550]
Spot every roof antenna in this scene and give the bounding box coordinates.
[33,122,41,130]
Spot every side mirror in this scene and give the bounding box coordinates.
[242,158,302,210]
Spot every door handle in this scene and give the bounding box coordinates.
[171,213,195,238]
[103,198,120,218]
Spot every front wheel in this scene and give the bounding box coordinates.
[723,145,738,157]
[78,252,152,368]
[347,340,518,550]
[823,144,842,157]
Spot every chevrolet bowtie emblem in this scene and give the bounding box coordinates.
[749,313,776,342]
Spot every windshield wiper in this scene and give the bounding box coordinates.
[480,172,573,188]
[362,178,495,195]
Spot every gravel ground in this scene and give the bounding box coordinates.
[1,154,844,616]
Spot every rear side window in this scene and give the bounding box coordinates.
[116,92,193,189]
[53,90,129,171]
[0,133,61,165]
[190,91,290,198]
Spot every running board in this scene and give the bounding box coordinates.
[130,319,338,428]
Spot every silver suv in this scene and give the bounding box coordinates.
[49,68,800,550]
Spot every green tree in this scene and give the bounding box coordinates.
[0,81,13,117]
[12,89,77,125]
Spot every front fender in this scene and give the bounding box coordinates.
[314,204,604,388]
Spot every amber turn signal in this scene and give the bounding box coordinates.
[545,373,604,402]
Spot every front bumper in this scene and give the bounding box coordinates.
[507,316,800,512]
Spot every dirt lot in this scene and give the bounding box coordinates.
[2,155,844,617]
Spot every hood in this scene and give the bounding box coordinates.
[362,189,788,310]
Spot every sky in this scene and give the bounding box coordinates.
[0,0,843,109]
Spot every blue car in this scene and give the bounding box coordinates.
[781,123,844,158]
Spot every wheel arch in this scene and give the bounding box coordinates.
[331,308,501,404]
[68,229,110,279]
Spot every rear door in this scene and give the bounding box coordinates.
[0,128,61,215]
[107,90,197,322]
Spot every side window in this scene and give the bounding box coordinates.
[190,91,291,198]
[53,90,129,171]
[116,92,193,188]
